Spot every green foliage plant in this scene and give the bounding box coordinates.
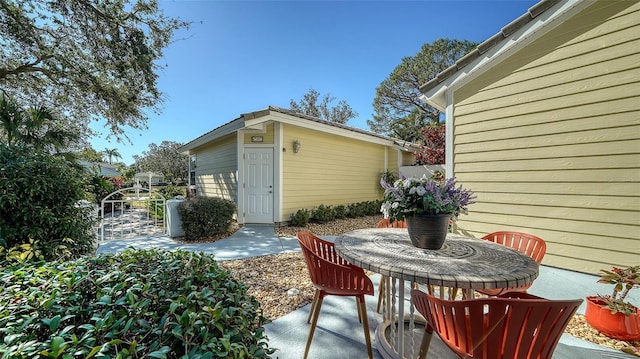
[364,200,383,216]
[178,197,236,241]
[333,205,348,219]
[311,204,335,223]
[0,144,96,261]
[596,265,640,316]
[290,209,310,227]
[0,249,274,358]
[346,203,365,218]
[159,184,186,198]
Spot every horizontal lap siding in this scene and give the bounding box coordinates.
[282,124,386,218]
[194,135,238,203]
[452,1,640,274]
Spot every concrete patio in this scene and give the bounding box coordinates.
[96,228,639,359]
[264,265,638,359]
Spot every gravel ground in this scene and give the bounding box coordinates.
[218,215,640,356]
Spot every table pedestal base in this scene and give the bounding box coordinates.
[375,316,428,359]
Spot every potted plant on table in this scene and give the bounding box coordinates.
[585,265,640,341]
[380,174,474,249]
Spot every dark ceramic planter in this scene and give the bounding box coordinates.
[405,214,451,250]
[584,295,640,341]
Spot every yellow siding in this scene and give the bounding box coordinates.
[387,147,399,171]
[243,123,275,144]
[452,1,640,274]
[281,124,386,218]
[401,151,416,166]
[193,135,238,202]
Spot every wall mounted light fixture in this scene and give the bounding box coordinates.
[293,140,301,153]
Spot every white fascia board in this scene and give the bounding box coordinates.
[180,118,245,153]
[420,0,592,110]
[250,111,397,147]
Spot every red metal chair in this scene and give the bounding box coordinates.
[375,218,407,313]
[297,231,374,359]
[411,289,582,359]
[476,231,547,296]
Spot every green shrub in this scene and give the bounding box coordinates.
[380,170,398,190]
[365,200,383,216]
[147,197,165,221]
[333,205,348,219]
[347,202,364,218]
[0,145,96,261]
[158,184,186,199]
[312,204,334,223]
[290,208,310,227]
[0,249,274,358]
[178,197,236,241]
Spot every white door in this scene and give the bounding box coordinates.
[244,148,274,223]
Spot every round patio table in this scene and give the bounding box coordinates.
[334,228,540,359]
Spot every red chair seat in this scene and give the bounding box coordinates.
[297,231,374,359]
[411,289,581,359]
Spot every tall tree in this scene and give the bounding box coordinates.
[133,141,188,183]
[0,0,189,139]
[368,38,477,139]
[389,108,433,143]
[78,147,104,163]
[289,88,357,124]
[102,148,122,164]
[0,94,80,154]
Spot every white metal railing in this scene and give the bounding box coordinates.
[99,186,166,242]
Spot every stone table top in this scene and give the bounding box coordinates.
[335,228,539,289]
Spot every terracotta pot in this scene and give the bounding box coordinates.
[405,214,451,250]
[584,295,640,341]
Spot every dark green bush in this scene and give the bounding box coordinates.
[0,249,273,358]
[0,145,96,261]
[311,204,334,223]
[347,202,365,218]
[158,184,186,199]
[290,208,310,227]
[365,200,383,216]
[333,205,348,219]
[178,197,236,241]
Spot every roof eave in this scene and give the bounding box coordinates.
[178,117,246,154]
[180,106,420,154]
[419,0,593,109]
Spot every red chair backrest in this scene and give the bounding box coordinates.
[411,289,581,359]
[376,218,408,228]
[482,231,546,263]
[297,231,373,295]
[297,230,349,266]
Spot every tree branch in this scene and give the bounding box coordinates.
[0,56,55,80]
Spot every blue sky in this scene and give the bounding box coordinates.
[90,0,538,165]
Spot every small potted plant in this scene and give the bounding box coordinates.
[585,265,640,341]
[380,174,474,249]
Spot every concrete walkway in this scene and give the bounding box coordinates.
[96,226,638,359]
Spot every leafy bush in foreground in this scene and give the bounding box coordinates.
[0,249,273,358]
[178,197,236,241]
[0,144,96,261]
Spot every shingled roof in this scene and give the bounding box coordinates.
[419,0,561,94]
[180,105,419,153]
